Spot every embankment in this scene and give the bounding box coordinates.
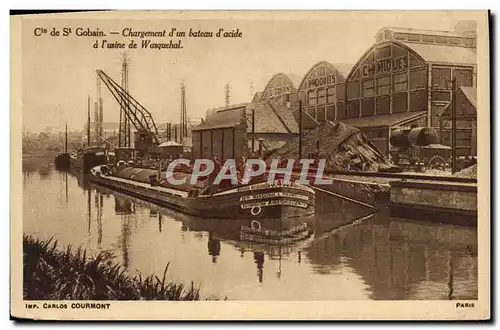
[23,235,216,300]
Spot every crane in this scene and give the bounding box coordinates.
[96,69,160,145]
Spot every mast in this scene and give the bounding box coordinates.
[94,100,99,145]
[87,96,91,147]
[180,82,187,144]
[97,74,103,146]
[120,53,130,147]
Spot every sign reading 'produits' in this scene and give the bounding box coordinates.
[307,73,336,88]
[362,56,408,77]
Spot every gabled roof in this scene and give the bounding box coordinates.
[292,107,319,130]
[341,111,427,128]
[267,101,299,133]
[249,101,298,134]
[194,101,298,134]
[193,104,247,131]
[439,86,477,118]
[460,86,477,108]
[402,42,476,65]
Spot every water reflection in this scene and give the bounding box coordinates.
[254,252,265,283]
[22,168,478,300]
[158,212,163,233]
[208,232,221,264]
[304,213,477,300]
[115,197,135,215]
[86,188,91,236]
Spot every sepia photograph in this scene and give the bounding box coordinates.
[10,10,490,320]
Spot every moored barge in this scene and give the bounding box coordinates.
[89,165,316,226]
[70,147,107,173]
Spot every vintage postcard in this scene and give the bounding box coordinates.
[11,10,490,320]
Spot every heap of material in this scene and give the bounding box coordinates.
[453,164,477,179]
[270,121,393,172]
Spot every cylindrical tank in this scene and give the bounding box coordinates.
[390,129,411,149]
[391,127,440,148]
[407,127,440,146]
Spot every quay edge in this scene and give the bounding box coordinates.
[388,180,477,227]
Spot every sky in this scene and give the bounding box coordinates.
[19,11,478,133]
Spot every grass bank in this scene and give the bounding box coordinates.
[23,235,208,300]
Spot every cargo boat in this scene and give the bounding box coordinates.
[70,147,107,173]
[89,165,315,226]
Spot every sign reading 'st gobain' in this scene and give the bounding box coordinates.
[156,158,333,186]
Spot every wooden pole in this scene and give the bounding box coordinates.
[251,108,255,153]
[119,100,123,147]
[299,100,303,159]
[451,77,457,174]
[316,139,320,161]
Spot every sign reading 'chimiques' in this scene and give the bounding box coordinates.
[362,56,408,77]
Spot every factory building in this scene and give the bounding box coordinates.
[343,23,477,155]
[296,62,352,129]
[193,20,477,160]
[192,100,298,160]
[192,103,248,160]
[259,73,302,109]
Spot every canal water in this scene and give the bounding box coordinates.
[23,166,478,300]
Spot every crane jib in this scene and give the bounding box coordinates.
[96,69,160,144]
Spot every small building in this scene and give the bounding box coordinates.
[343,24,476,155]
[192,100,298,159]
[192,103,249,159]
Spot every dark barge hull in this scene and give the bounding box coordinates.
[90,172,315,228]
[93,183,316,241]
[54,153,70,170]
[70,149,107,173]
